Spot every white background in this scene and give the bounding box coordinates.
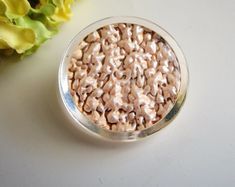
[0,0,235,186]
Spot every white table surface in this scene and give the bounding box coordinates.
[0,0,235,186]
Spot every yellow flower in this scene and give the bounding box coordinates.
[0,0,74,56]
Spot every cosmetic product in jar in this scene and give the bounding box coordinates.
[58,17,189,142]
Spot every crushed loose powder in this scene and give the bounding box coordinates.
[68,23,181,132]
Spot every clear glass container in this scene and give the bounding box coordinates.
[58,16,189,142]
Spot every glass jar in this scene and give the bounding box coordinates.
[58,16,189,142]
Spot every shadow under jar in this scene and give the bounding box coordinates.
[58,17,189,142]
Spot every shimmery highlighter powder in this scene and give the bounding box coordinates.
[67,23,181,132]
[58,17,188,141]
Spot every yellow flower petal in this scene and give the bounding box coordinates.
[15,16,55,45]
[51,0,73,22]
[0,20,35,53]
[0,1,6,16]
[0,0,30,19]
